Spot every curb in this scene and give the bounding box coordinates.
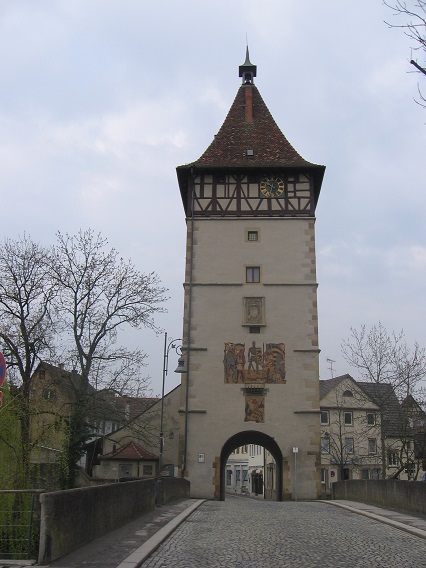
[321,500,426,541]
[115,499,205,568]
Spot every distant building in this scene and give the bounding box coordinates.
[319,374,423,494]
[27,361,168,485]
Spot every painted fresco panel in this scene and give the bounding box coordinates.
[224,342,286,384]
[244,395,265,423]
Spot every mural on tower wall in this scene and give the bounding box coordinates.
[244,394,265,423]
[223,342,286,384]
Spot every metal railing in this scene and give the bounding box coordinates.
[0,489,43,561]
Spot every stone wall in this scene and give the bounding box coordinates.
[333,480,426,516]
[38,477,190,565]
[161,476,190,504]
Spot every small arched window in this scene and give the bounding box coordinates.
[343,390,353,397]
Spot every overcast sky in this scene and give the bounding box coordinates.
[1,1,425,395]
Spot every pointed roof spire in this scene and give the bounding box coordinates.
[176,53,325,209]
[239,46,257,84]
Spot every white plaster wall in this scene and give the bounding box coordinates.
[181,216,321,499]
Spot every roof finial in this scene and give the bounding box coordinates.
[239,45,257,85]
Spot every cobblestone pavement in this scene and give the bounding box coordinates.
[141,496,426,568]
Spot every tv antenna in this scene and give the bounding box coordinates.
[326,358,336,378]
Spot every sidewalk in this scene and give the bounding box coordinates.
[47,498,204,568]
[323,499,426,540]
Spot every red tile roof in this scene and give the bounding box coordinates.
[176,84,325,209]
[193,85,316,169]
[102,441,158,461]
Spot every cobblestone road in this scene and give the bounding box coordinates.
[141,496,426,567]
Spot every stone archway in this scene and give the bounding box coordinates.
[219,431,283,501]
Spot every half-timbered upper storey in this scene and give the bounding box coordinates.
[191,171,314,217]
[176,50,325,218]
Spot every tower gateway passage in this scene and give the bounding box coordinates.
[176,50,325,500]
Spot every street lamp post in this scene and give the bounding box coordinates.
[156,332,187,506]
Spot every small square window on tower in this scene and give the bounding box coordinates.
[247,231,258,241]
[246,266,260,283]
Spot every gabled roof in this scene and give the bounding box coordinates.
[357,382,405,438]
[319,374,354,399]
[114,395,159,422]
[401,394,425,416]
[101,441,158,462]
[33,361,158,424]
[33,361,97,397]
[320,374,407,438]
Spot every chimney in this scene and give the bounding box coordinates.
[245,86,253,123]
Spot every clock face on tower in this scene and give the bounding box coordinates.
[260,175,285,198]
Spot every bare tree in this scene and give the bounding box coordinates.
[341,323,426,477]
[49,229,168,486]
[384,0,426,106]
[51,229,168,392]
[0,235,58,483]
[0,230,168,488]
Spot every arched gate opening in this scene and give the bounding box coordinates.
[219,431,283,501]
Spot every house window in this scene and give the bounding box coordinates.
[42,389,56,401]
[249,326,261,334]
[243,470,248,482]
[246,266,260,283]
[361,469,370,480]
[119,464,133,478]
[345,437,354,453]
[388,452,398,466]
[343,390,353,397]
[247,231,258,241]
[367,413,376,426]
[321,437,330,453]
[320,468,326,484]
[344,412,353,426]
[235,470,241,483]
[368,438,377,454]
[143,465,153,476]
[320,411,329,425]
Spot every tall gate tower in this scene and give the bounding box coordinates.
[176,51,325,500]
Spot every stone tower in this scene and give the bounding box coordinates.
[176,50,325,500]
